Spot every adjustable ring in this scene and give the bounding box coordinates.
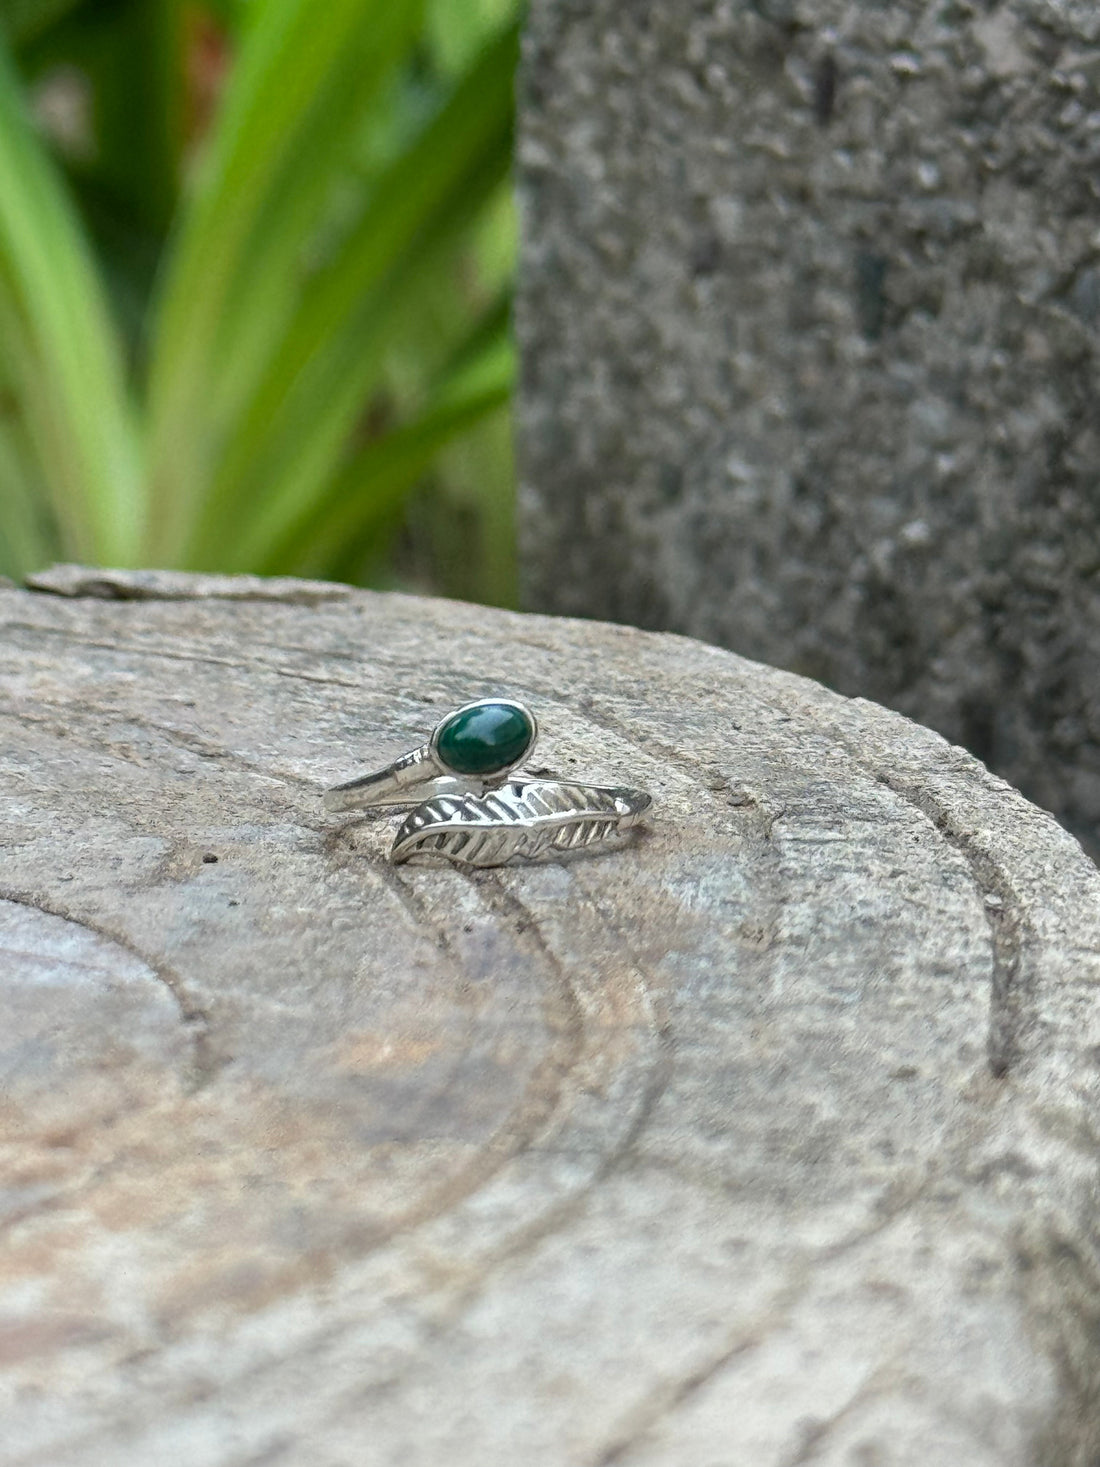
[323,697,653,868]
[323,698,539,813]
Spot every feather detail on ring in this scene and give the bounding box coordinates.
[390,779,652,868]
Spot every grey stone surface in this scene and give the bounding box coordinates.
[3,567,1100,1464]
[516,0,1100,855]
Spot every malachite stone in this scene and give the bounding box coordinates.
[436,701,534,776]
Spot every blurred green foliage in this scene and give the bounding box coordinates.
[0,0,520,602]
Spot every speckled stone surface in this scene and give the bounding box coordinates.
[516,0,1100,854]
[5,567,1100,1464]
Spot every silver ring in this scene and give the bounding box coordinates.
[324,698,653,867]
[323,698,540,813]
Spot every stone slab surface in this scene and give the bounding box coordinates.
[516,0,1100,855]
[1,568,1099,1465]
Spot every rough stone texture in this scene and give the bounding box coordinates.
[2,567,1100,1464]
[516,0,1100,857]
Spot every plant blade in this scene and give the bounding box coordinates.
[257,366,512,576]
[186,20,519,570]
[145,0,426,562]
[0,34,141,564]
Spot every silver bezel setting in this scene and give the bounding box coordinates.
[428,697,539,783]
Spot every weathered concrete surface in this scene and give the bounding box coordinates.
[516,0,1100,856]
[1,566,1100,1465]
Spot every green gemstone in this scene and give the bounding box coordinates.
[436,701,534,776]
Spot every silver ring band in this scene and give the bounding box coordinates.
[323,746,472,812]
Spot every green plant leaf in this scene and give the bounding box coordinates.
[0,0,85,48]
[89,0,187,235]
[145,0,426,562]
[426,0,517,76]
[432,284,511,389]
[0,0,521,596]
[185,19,519,571]
[18,0,188,236]
[0,34,140,565]
[0,414,55,576]
[258,333,514,575]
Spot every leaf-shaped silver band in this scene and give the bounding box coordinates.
[390,778,653,868]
